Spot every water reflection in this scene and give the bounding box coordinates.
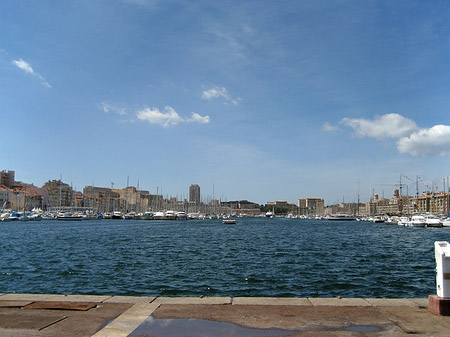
[128,316,295,337]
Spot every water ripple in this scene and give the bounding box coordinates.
[0,218,447,297]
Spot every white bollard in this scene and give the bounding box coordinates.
[435,241,450,298]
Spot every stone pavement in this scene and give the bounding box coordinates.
[0,294,449,336]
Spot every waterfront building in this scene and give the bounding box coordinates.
[298,198,324,215]
[42,180,74,210]
[416,192,450,215]
[0,183,45,211]
[267,200,288,207]
[189,184,200,204]
[83,186,121,213]
[0,170,15,188]
[0,186,10,208]
[220,200,261,216]
[324,203,360,216]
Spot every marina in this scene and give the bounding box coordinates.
[1,217,448,299]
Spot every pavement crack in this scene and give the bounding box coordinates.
[38,316,68,331]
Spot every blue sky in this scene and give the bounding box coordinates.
[2,0,450,205]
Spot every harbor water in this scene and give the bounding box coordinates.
[1,218,448,298]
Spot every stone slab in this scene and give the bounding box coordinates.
[428,295,450,316]
[0,302,132,337]
[0,293,111,303]
[153,303,397,332]
[24,301,98,311]
[153,297,232,305]
[365,298,419,307]
[103,296,155,304]
[0,300,33,308]
[232,297,312,306]
[0,311,66,330]
[308,297,371,306]
[92,302,160,337]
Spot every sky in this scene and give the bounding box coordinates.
[2,0,450,205]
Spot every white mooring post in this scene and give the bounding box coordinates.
[435,241,450,298]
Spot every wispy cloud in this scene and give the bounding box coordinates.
[136,106,210,128]
[202,86,239,105]
[188,112,210,124]
[334,113,450,157]
[101,102,127,116]
[321,122,341,133]
[12,59,51,88]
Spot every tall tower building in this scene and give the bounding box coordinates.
[189,184,200,204]
[0,170,15,188]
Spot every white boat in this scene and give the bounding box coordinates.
[386,216,399,225]
[424,214,442,228]
[176,211,187,220]
[187,212,199,220]
[112,211,124,219]
[56,212,83,221]
[372,215,385,223]
[165,210,176,220]
[154,211,165,220]
[442,217,450,227]
[28,212,42,221]
[124,212,135,220]
[406,215,426,228]
[0,212,11,222]
[327,214,356,221]
[265,211,274,218]
[103,212,113,219]
[397,216,410,226]
[223,218,236,224]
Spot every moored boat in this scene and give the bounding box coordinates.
[424,214,442,228]
[442,217,450,227]
[112,211,124,220]
[154,211,165,220]
[176,211,187,220]
[397,216,410,226]
[141,211,154,220]
[406,215,426,228]
[165,210,176,220]
[265,211,274,218]
[327,214,356,221]
[56,212,83,221]
[372,215,385,223]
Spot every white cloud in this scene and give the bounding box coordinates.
[339,113,450,157]
[188,112,210,124]
[202,86,238,105]
[321,122,341,133]
[101,102,127,116]
[136,106,210,128]
[12,58,51,88]
[136,106,183,127]
[341,113,418,139]
[397,125,450,156]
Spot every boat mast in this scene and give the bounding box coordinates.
[126,175,129,213]
[59,173,62,211]
[399,174,402,216]
[357,181,360,216]
[416,175,419,214]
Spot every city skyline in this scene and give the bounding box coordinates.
[2,1,450,205]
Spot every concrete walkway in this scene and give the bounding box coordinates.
[0,294,449,336]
